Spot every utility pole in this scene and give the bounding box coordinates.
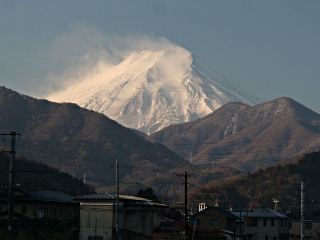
[301,179,305,240]
[112,161,119,240]
[0,131,19,240]
[177,172,190,240]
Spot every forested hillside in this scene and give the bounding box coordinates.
[0,153,92,196]
[188,151,320,215]
[0,87,188,192]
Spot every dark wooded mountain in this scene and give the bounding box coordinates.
[0,87,189,191]
[147,97,320,171]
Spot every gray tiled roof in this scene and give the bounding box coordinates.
[245,208,287,218]
[74,192,167,207]
[74,192,151,201]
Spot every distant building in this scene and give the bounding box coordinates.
[190,206,238,232]
[154,221,228,240]
[244,207,289,240]
[74,192,168,240]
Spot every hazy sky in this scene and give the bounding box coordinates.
[1,1,320,113]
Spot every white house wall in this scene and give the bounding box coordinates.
[79,204,114,240]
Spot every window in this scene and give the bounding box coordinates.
[126,209,136,216]
[227,219,233,227]
[265,235,268,240]
[305,222,312,230]
[263,219,267,226]
[280,219,283,227]
[271,219,274,226]
[38,208,48,218]
[22,206,27,214]
[248,218,258,226]
[210,219,218,226]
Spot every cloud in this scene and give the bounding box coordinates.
[44,23,183,97]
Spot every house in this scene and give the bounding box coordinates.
[0,187,79,238]
[74,192,168,240]
[190,206,238,232]
[244,207,289,240]
[288,220,320,239]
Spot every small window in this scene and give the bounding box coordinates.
[263,219,267,226]
[289,221,292,229]
[271,219,274,226]
[22,206,27,214]
[210,219,218,226]
[265,235,268,240]
[280,219,283,227]
[247,218,258,226]
[39,208,48,218]
[126,209,136,216]
[305,222,312,229]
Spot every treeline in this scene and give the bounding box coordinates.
[0,153,93,196]
[189,151,320,214]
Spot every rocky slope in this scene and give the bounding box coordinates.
[147,97,320,171]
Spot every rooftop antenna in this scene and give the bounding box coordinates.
[215,197,219,207]
[273,198,279,211]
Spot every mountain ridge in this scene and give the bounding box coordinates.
[146,97,320,171]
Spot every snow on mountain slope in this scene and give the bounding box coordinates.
[47,46,263,134]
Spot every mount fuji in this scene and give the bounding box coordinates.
[47,46,263,134]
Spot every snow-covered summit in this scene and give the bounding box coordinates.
[47,46,263,134]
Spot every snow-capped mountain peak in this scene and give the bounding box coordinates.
[47,46,263,134]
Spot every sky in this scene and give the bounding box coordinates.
[1,0,320,113]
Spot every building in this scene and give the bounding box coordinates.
[244,207,289,240]
[0,187,80,238]
[154,221,227,240]
[74,192,168,240]
[190,206,238,232]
